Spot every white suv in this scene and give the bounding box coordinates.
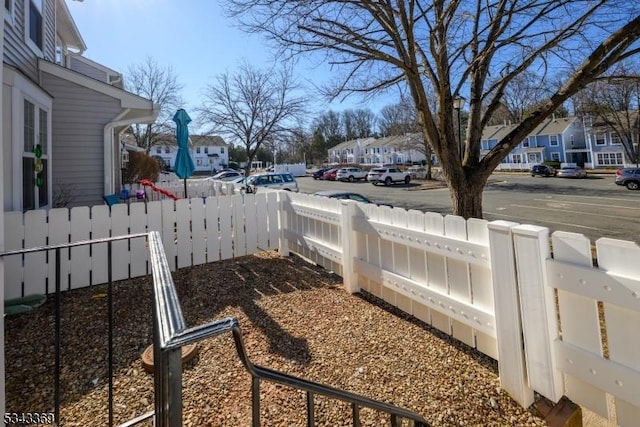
[367,167,411,186]
[336,167,368,182]
[244,172,299,193]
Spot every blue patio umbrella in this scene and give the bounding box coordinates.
[172,109,195,198]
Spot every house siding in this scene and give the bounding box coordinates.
[2,84,13,210]
[41,72,122,207]
[3,0,56,81]
[69,56,109,83]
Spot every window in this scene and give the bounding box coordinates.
[22,99,49,211]
[156,147,162,154]
[204,147,209,154]
[549,135,559,147]
[551,152,560,161]
[522,138,530,148]
[595,134,606,146]
[220,147,224,154]
[195,147,201,154]
[596,152,623,166]
[611,133,622,145]
[164,147,169,153]
[570,135,575,146]
[512,154,522,163]
[27,0,44,51]
[5,0,15,24]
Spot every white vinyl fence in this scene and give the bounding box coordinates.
[124,179,236,201]
[4,190,639,425]
[4,192,280,298]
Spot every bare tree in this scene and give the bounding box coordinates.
[225,0,640,218]
[499,71,552,124]
[575,63,640,166]
[197,62,306,176]
[342,108,376,139]
[125,57,184,153]
[312,110,345,147]
[378,97,420,137]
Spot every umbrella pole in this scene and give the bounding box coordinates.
[183,178,188,199]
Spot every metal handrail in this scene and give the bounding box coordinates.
[147,230,429,426]
[1,232,149,427]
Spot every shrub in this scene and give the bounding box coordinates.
[543,160,561,169]
[124,151,160,184]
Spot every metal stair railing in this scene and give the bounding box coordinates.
[147,230,429,427]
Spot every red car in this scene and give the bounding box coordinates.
[322,168,339,181]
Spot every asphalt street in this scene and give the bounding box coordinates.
[297,173,640,244]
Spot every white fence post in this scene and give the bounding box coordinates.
[487,220,534,407]
[512,225,564,403]
[278,191,290,256]
[340,201,358,294]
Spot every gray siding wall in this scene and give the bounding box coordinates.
[41,72,123,208]
[4,0,56,80]
[69,57,109,83]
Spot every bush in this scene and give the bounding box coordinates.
[124,151,160,184]
[543,160,561,169]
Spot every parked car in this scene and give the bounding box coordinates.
[367,167,411,186]
[407,165,427,179]
[530,164,556,177]
[209,170,243,181]
[615,168,640,190]
[312,167,331,180]
[557,166,587,178]
[322,168,339,181]
[244,172,299,193]
[336,167,368,182]
[313,190,392,207]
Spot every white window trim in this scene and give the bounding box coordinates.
[549,135,559,147]
[10,71,53,211]
[596,152,624,166]
[5,0,15,25]
[610,133,622,145]
[551,152,560,161]
[594,133,606,146]
[24,0,45,58]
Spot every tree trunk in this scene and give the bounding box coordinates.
[447,173,486,219]
[425,147,433,180]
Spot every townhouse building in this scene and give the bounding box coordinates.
[3,0,158,210]
[481,116,586,169]
[584,112,640,168]
[149,134,229,174]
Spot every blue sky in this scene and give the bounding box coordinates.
[66,0,392,129]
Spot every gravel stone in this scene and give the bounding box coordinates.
[5,251,546,426]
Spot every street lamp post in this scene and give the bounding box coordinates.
[453,96,466,162]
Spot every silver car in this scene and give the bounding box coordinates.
[244,172,299,193]
[557,166,587,178]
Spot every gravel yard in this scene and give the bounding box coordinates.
[5,251,546,426]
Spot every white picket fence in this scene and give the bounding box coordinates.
[3,190,639,425]
[123,179,236,201]
[4,192,280,298]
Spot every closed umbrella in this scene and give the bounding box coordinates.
[172,109,195,198]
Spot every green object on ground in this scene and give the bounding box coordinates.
[4,294,47,316]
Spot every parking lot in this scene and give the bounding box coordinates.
[297,172,640,244]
